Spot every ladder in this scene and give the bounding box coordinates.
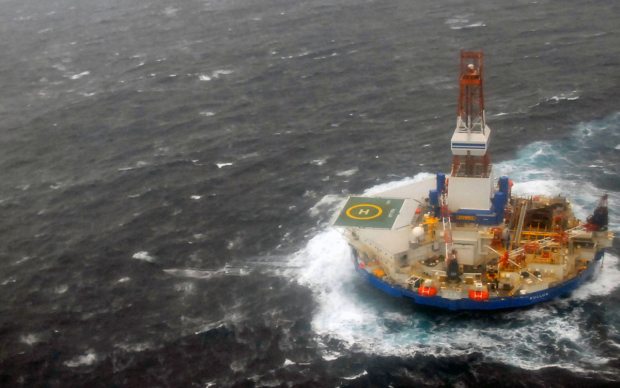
[512,198,528,249]
[440,194,453,256]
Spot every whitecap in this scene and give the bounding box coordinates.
[335,168,358,177]
[14,15,35,22]
[216,162,233,168]
[194,320,229,335]
[303,190,317,198]
[118,161,149,171]
[321,351,342,361]
[227,235,243,249]
[13,256,31,265]
[230,359,246,372]
[544,91,580,103]
[69,71,90,80]
[164,266,249,279]
[308,194,345,217]
[211,69,233,78]
[581,31,607,38]
[115,342,152,352]
[312,52,339,60]
[132,251,155,262]
[163,6,178,16]
[445,15,469,25]
[64,351,97,367]
[198,70,233,81]
[174,281,195,294]
[572,254,620,300]
[54,284,69,294]
[20,333,41,345]
[549,95,579,102]
[462,22,486,29]
[283,359,295,366]
[190,195,202,200]
[311,158,327,166]
[292,229,370,346]
[280,51,311,60]
[200,111,215,117]
[445,15,485,30]
[343,371,368,380]
[1,277,16,286]
[117,277,131,283]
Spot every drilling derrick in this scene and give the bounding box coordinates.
[447,51,494,213]
[451,51,491,178]
[457,51,485,135]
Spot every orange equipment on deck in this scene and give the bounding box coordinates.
[418,286,438,297]
[469,289,490,301]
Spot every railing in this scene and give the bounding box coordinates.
[504,224,588,261]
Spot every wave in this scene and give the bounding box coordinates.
[163,266,250,279]
[445,15,486,30]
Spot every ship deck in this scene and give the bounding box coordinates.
[355,250,605,311]
[366,255,586,300]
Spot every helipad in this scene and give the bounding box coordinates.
[334,196,405,229]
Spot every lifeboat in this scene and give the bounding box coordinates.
[418,285,438,297]
[469,289,489,301]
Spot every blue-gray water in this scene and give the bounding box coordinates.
[1,0,619,386]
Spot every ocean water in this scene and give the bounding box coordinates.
[1,0,619,386]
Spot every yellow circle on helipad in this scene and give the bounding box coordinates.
[345,203,383,220]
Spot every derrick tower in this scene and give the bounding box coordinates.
[447,51,495,213]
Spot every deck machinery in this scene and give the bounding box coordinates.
[333,51,613,310]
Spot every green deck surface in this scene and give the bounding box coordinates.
[334,196,404,229]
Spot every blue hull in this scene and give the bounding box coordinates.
[354,250,605,311]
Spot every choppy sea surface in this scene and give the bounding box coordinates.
[1,0,619,386]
